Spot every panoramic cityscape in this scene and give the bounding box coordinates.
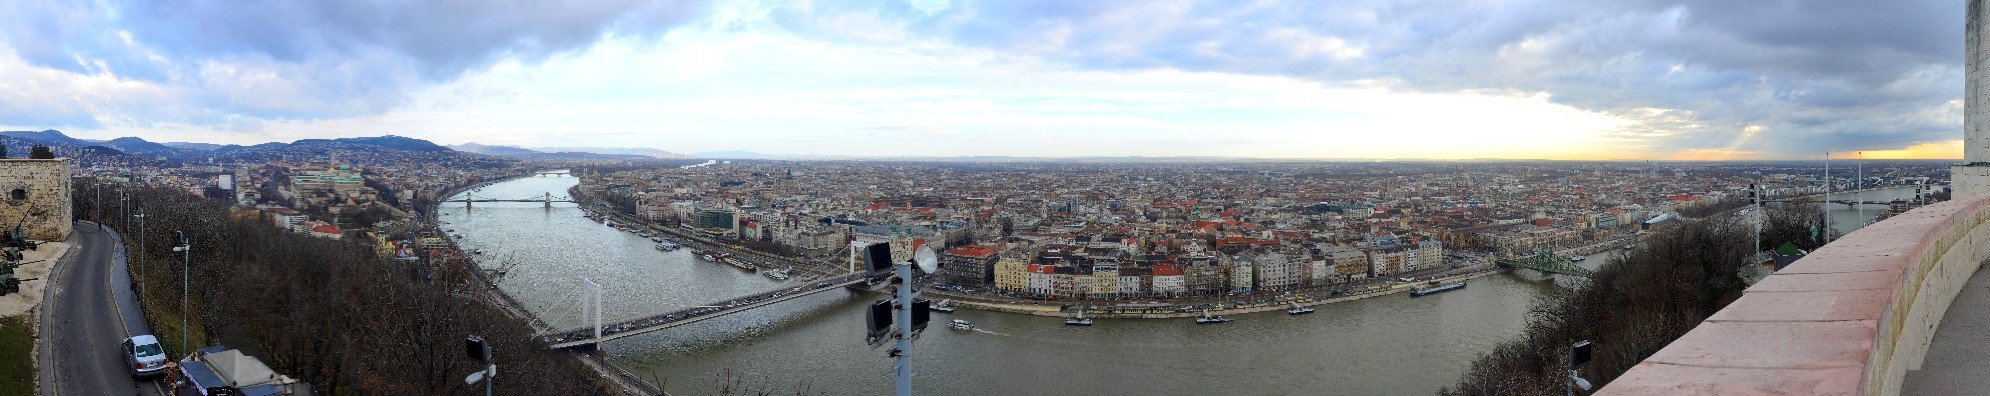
[0,1,1984,395]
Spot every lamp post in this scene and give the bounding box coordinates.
[464,336,494,396]
[133,208,145,301]
[1569,340,1593,396]
[172,231,190,354]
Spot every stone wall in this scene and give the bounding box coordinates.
[0,158,73,241]
[1600,194,1990,395]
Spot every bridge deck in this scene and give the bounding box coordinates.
[542,274,868,349]
[442,199,579,202]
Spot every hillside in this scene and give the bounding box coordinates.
[449,142,541,155]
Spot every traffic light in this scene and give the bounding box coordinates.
[863,242,895,278]
[1571,340,1592,367]
[910,300,932,332]
[465,336,491,364]
[865,300,894,343]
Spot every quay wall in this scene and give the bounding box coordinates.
[933,269,1505,319]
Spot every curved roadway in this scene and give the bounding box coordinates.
[37,222,162,395]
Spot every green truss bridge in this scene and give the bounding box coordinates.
[1497,252,1594,278]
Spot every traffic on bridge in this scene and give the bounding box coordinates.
[539,273,870,349]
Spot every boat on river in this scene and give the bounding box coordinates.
[654,241,682,251]
[762,268,791,280]
[722,256,756,272]
[1287,300,1315,315]
[1410,282,1468,297]
[1195,308,1232,324]
[931,299,957,313]
[950,319,975,331]
[1065,306,1094,326]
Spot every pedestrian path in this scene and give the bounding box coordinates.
[1901,261,1990,394]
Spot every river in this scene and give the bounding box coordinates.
[437,175,1624,395]
[1823,186,1932,237]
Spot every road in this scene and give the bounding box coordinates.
[38,222,162,395]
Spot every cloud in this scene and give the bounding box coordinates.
[0,0,1964,159]
[0,0,710,128]
[770,0,1965,158]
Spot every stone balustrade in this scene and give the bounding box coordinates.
[1602,194,1990,395]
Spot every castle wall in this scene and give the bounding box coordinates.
[0,159,74,241]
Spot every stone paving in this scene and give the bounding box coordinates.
[1901,262,1990,394]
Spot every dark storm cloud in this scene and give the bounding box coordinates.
[779,0,1965,157]
[0,0,708,125]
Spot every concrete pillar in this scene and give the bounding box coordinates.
[1957,0,1990,197]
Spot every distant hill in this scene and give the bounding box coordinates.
[515,152,658,161]
[449,143,541,155]
[690,150,767,159]
[290,135,450,152]
[104,137,180,155]
[537,146,685,158]
[163,142,227,151]
[0,136,126,160]
[0,130,87,146]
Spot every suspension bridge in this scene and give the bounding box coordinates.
[539,273,871,350]
[442,191,577,209]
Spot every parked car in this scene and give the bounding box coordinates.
[122,335,167,377]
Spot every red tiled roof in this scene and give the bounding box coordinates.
[946,245,998,258]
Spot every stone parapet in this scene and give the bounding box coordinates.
[1953,164,1990,199]
[1601,194,1990,395]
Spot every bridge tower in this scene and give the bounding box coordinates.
[464,190,472,211]
[544,192,553,209]
[580,278,603,346]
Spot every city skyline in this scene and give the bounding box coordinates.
[0,0,1968,160]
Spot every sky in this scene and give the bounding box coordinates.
[0,0,1967,160]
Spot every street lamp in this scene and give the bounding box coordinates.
[1569,340,1593,396]
[133,208,144,302]
[172,230,190,355]
[464,336,495,396]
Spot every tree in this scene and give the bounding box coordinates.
[27,145,52,159]
[1444,215,1752,395]
[76,180,603,394]
[1762,202,1838,251]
